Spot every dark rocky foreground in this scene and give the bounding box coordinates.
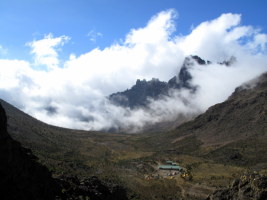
[207,173,267,200]
[0,103,128,200]
[57,175,128,200]
[0,104,59,199]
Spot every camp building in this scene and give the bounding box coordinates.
[158,161,182,171]
[158,165,182,170]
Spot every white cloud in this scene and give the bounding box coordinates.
[0,10,267,132]
[27,33,70,70]
[125,9,177,45]
[178,13,242,61]
[248,33,267,53]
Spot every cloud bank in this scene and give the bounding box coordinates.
[0,10,266,132]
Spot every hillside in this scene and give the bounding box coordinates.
[0,103,129,199]
[0,103,59,200]
[158,72,267,167]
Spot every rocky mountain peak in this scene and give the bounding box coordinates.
[136,78,147,85]
[177,55,213,89]
[109,55,211,108]
[107,54,240,132]
[184,55,209,66]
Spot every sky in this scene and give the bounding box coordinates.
[0,0,267,131]
[1,0,267,59]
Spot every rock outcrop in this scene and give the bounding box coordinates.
[207,173,267,200]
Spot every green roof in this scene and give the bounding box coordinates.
[158,165,182,170]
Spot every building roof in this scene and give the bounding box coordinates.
[158,165,182,170]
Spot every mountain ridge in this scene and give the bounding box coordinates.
[109,55,235,109]
[109,55,207,108]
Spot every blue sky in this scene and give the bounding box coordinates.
[1,0,267,60]
[0,0,267,131]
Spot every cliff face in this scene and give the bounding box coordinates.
[0,103,59,200]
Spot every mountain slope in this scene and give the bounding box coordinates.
[174,72,267,144]
[157,72,267,167]
[0,98,98,153]
[0,103,59,200]
[0,103,129,200]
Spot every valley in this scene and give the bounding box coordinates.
[1,3,267,199]
[1,73,267,199]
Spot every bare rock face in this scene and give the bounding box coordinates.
[207,173,267,200]
[0,103,59,200]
